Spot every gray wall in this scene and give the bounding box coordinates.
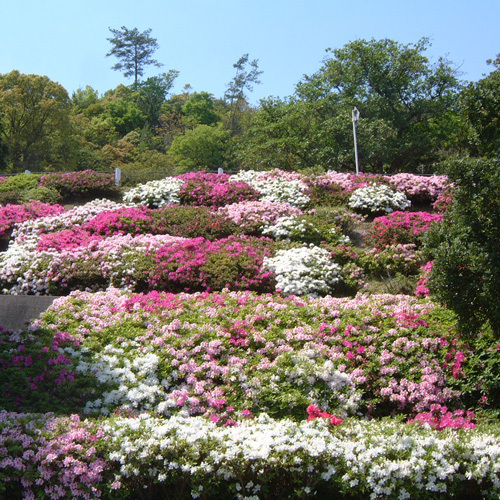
[0,296,60,331]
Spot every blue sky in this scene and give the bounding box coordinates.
[1,0,499,104]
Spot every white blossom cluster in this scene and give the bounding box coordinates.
[348,184,411,215]
[284,355,361,417]
[122,177,184,208]
[263,245,342,297]
[231,170,310,208]
[262,216,319,240]
[102,412,500,499]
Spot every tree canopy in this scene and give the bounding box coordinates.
[107,26,163,89]
[0,70,73,172]
[294,38,462,172]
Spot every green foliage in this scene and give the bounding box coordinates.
[137,71,179,128]
[460,60,500,157]
[153,205,239,240]
[225,53,262,135]
[182,91,220,126]
[20,186,61,204]
[71,85,100,113]
[424,157,500,337]
[294,38,462,172]
[105,99,146,136]
[107,26,163,89]
[235,98,332,171]
[168,124,232,172]
[0,71,74,172]
[0,173,41,193]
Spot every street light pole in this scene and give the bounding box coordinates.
[352,107,360,175]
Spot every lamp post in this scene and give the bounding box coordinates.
[352,107,360,175]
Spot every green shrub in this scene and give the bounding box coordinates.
[20,186,61,204]
[424,157,500,337]
[0,173,41,193]
[0,190,22,205]
[153,205,239,240]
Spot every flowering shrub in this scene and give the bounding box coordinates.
[4,410,500,500]
[218,200,303,235]
[148,235,275,293]
[388,173,449,204]
[231,169,310,208]
[310,171,390,193]
[177,171,259,208]
[362,244,426,278]
[152,205,238,240]
[0,202,65,239]
[0,412,109,499]
[408,404,476,430]
[415,261,433,298]
[262,216,323,242]
[25,289,462,420]
[432,184,455,214]
[348,184,411,215]
[0,234,185,295]
[370,211,443,248]
[10,199,129,251]
[122,177,184,207]
[263,245,342,296]
[305,177,351,206]
[40,170,119,201]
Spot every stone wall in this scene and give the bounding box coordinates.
[0,296,60,331]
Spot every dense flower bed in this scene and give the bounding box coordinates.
[40,170,119,201]
[2,289,499,499]
[8,289,464,420]
[4,168,500,500]
[0,202,65,239]
[2,410,499,500]
[388,174,449,204]
[369,211,443,248]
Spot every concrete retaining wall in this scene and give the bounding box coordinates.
[0,296,60,331]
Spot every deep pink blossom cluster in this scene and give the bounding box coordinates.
[40,170,118,199]
[0,202,65,238]
[177,171,259,208]
[408,404,476,430]
[370,211,443,247]
[149,235,275,292]
[415,261,433,298]
[306,404,343,426]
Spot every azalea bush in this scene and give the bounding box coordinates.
[348,184,411,216]
[177,171,259,208]
[2,410,500,500]
[263,245,343,297]
[7,289,463,420]
[122,177,184,207]
[40,170,119,201]
[217,200,303,235]
[0,202,65,239]
[369,211,443,248]
[362,243,426,278]
[148,235,275,293]
[0,233,184,295]
[388,173,449,204]
[231,169,310,208]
